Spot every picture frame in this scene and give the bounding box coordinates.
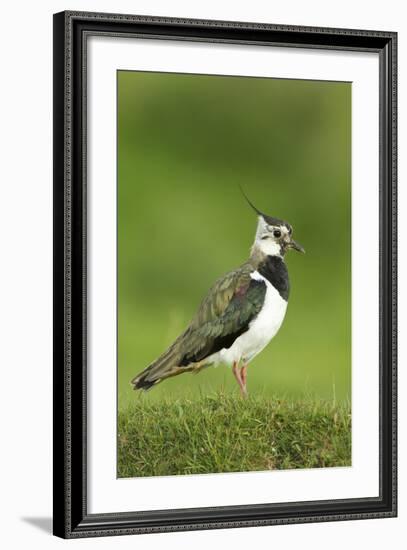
[53,10,397,538]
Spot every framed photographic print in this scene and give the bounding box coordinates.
[53,11,397,538]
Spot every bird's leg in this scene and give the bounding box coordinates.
[240,364,248,396]
[232,361,248,398]
[232,361,241,387]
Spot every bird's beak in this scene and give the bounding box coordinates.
[287,238,305,254]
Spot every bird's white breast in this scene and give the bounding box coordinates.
[209,270,288,367]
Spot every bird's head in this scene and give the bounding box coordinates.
[254,216,304,257]
[241,189,305,258]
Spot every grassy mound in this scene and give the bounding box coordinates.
[118,393,351,478]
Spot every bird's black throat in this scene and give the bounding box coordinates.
[258,255,290,301]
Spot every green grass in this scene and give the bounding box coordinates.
[118,393,351,477]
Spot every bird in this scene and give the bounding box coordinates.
[131,193,304,397]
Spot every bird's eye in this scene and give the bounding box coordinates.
[273,229,281,238]
[288,226,293,235]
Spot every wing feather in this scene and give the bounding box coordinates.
[178,263,266,364]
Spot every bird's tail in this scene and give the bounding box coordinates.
[131,335,186,391]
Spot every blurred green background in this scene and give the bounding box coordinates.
[117,71,351,410]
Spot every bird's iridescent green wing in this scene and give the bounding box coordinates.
[178,263,266,366]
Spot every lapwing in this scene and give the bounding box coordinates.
[131,194,304,397]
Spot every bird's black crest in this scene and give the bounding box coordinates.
[240,186,290,229]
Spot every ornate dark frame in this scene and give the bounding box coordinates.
[53,10,397,539]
